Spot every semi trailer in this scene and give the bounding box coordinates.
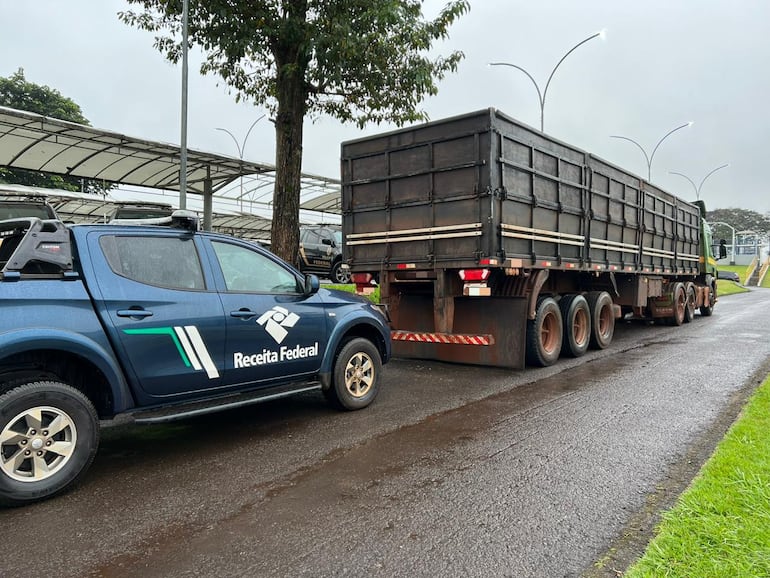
[341,108,718,369]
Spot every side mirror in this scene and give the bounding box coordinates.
[304,273,320,295]
[322,238,333,247]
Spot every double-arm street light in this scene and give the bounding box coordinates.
[215,115,266,211]
[669,164,730,201]
[610,122,693,182]
[488,30,605,132]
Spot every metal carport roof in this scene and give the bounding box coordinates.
[0,106,341,226]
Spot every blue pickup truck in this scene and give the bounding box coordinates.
[0,212,391,506]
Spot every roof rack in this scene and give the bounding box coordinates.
[108,209,200,231]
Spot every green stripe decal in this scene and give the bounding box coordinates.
[123,327,192,367]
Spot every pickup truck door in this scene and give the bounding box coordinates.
[204,238,329,385]
[86,230,227,401]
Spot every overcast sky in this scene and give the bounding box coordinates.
[2,0,768,214]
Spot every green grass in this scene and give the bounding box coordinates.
[624,375,770,577]
[327,283,380,303]
[717,279,750,296]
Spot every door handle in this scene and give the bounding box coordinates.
[230,309,257,319]
[117,309,153,318]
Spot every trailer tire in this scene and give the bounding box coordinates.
[559,294,591,358]
[0,380,99,507]
[670,283,687,326]
[586,291,615,350]
[684,283,697,323]
[526,297,563,367]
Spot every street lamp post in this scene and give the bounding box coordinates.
[610,122,693,182]
[669,164,729,201]
[179,0,190,209]
[709,221,736,266]
[488,30,605,132]
[215,115,265,211]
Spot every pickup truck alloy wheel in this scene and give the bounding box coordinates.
[327,338,381,410]
[0,381,99,507]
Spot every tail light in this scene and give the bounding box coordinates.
[458,269,490,282]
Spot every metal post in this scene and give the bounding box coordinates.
[179,0,189,209]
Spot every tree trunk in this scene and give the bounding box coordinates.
[270,69,306,267]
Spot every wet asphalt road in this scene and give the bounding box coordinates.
[3,289,770,578]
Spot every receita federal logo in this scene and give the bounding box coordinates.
[257,306,299,344]
[123,326,220,379]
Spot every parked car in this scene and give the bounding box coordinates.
[299,223,350,284]
[717,270,741,283]
[0,192,58,221]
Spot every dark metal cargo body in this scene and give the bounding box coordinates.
[341,108,713,369]
[342,108,701,276]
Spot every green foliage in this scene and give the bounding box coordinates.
[328,283,380,304]
[119,0,470,262]
[707,207,770,239]
[0,69,89,123]
[0,69,110,195]
[625,376,770,577]
[120,1,469,127]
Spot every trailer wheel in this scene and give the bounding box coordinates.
[559,294,591,358]
[586,291,615,350]
[325,338,381,410]
[683,283,697,323]
[0,380,99,507]
[700,280,716,317]
[526,297,563,367]
[670,283,687,326]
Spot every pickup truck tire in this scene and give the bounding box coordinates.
[331,260,351,284]
[0,381,99,507]
[559,294,591,358]
[526,297,563,367]
[325,338,381,410]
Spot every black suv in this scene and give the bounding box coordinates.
[299,224,350,283]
